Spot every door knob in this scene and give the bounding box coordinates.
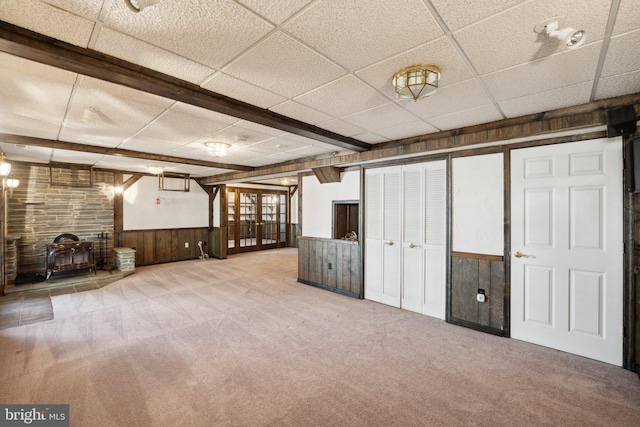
[514,251,530,258]
[384,241,394,246]
[409,243,421,248]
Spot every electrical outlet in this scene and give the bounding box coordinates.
[477,289,486,303]
[328,262,332,270]
[185,242,189,248]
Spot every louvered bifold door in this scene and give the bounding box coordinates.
[364,168,383,303]
[401,164,424,313]
[380,166,402,307]
[423,160,447,319]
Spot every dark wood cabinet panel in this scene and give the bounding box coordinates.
[450,253,506,335]
[298,236,362,299]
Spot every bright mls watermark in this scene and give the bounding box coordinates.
[0,405,69,427]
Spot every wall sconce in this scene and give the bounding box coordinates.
[114,185,123,195]
[0,152,11,177]
[4,176,19,196]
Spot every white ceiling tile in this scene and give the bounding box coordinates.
[201,72,287,109]
[430,0,528,31]
[256,151,305,163]
[601,30,640,78]
[284,0,442,71]
[454,0,610,75]
[0,0,95,47]
[351,132,390,144]
[248,136,310,153]
[235,0,315,25]
[482,42,602,102]
[223,31,346,99]
[428,105,503,131]
[0,54,76,138]
[317,119,366,137]
[104,0,274,69]
[269,101,334,125]
[286,145,336,157]
[374,120,439,141]
[117,139,184,154]
[342,103,417,131]
[294,75,389,118]
[233,121,287,138]
[41,0,104,20]
[356,37,473,99]
[612,0,640,36]
[94,28,215,85]
[595,70,640,101]
[499,82,592,118]
[51,149,105,165]
[403,78,493,120]
[59,76,174,147]
[134,105,235,145]
[0,143,52,164]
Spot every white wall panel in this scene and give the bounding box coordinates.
[302,170,360,238]
[123,176,208,230]
[452,153,504,255]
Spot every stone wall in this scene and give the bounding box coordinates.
[7,164,115,275]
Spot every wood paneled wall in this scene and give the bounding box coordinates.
[298,236,362,298]
[116,227,209,266]
[450,253,505,335]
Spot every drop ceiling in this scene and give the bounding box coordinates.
[0,0,638,181]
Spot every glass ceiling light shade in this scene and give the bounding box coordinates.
[535,17,587,49]
[146,165,164,175]
[205,142,230,157]
[125,0,161,13]
[0,152,11,177]
[392,65,440,102]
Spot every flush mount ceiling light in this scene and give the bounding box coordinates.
[146,165,164,175]
[535,17,587,49]
[392,64,440,102]
[204,142,230,157]
[124,0,161,13]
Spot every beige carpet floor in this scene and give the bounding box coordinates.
[0,248,639,426]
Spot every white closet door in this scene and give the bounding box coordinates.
[365,169,383,303]
[381,166,402,307]
[423,160,447,319]
[401,163,424,313]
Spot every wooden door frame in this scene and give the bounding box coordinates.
[226,187,288,254]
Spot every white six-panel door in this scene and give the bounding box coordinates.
[366,161,446,319]
[510,138,623,365]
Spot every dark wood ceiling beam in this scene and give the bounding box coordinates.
[0,21,371,153]
[0,133,254,171]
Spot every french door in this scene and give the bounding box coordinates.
[510,138,623,365]
[227,188,287,254]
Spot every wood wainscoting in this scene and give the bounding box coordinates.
[116,227,210,267]
[297,236,362,299]
[450,251,506,336]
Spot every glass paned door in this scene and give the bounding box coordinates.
[227,188,287,253]
[239,191,258,249]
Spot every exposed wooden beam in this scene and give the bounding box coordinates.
[0,133,254,171]
[0,20,371,153]
[122,173,143,191]
[200,95,640,184]
[312,166,342,183]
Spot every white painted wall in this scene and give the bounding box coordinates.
[291,190,298,224]
[452,153,504,255]
[123,176,208,230]
[302,170,360,238]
